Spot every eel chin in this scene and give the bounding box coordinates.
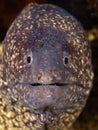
[13,82,84,110]
[15,83,69,110]
[13,83,73,111]
[10,82,84,124]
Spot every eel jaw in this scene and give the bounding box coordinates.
[14,81,84,112]
[2,81,85,125]
[15,82,70,110]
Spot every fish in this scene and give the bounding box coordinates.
[0,3,94,130]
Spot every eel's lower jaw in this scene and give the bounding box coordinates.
[15,82,70,110]
[13,82,84,115]
[8,82,85,125]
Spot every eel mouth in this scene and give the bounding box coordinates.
[18,81,84,88]
[29,82,69,87]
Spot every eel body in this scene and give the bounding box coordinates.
[0,3,94,130]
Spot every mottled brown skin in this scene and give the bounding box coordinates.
[0,3,94,130]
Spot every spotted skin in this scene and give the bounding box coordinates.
[0,3,94,130]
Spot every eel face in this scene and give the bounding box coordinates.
[2,3,94,128]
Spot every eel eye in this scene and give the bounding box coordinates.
[26,55,33,65]
[27,56,32,64]
[24,50,33,67]
[63,56,69,66]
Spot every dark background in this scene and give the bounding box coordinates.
[0,0,98,130]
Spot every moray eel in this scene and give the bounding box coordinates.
[0,3,94,130]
